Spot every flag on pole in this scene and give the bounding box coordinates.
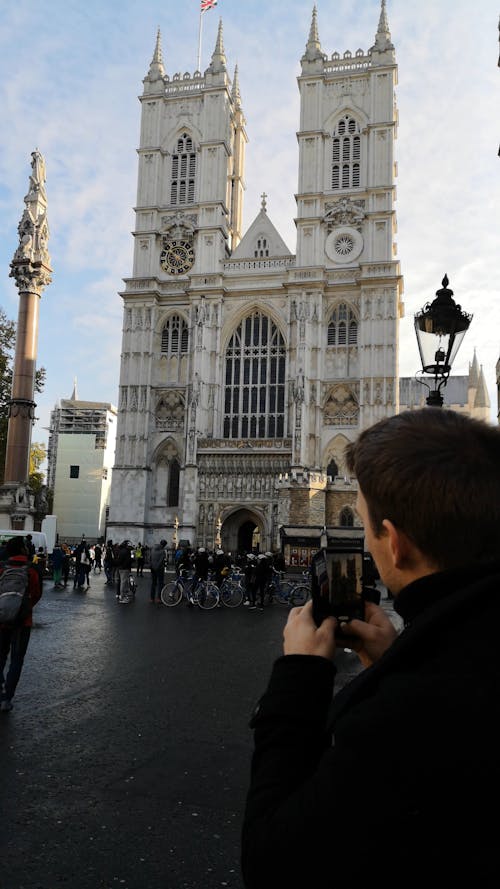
[201,0,217,11]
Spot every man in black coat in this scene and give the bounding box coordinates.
[242,409,500,889]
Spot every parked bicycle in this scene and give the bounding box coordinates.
[217,566,244,608]
[270,568,310,606]
[161,570,219,610]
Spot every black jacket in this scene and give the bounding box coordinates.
[242,562,500,889]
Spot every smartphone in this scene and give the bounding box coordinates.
[311,542,365,628]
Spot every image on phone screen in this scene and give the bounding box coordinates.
[311,543,365,626]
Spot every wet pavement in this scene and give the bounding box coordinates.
[0,572,396,889]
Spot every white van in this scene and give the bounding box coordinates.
[0,529,48,554]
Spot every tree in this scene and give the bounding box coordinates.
[0,306,46,485]
[29,441,47,494]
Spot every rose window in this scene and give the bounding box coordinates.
[334,234,354,256]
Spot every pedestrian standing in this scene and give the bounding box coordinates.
[135,543,144,577]
[61,546,70,587]
[116,541,133,604]
[0,536,42,713]
[104,541,114,585]
[51,543,64,589]
[149,540,167,603]
[243,554,257,609]
[93,543,102,574]
[255,553,272,610]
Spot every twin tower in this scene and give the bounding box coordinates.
[108,2,403,560]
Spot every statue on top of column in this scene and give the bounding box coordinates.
[10,150,52,292]
[28,148,47,200]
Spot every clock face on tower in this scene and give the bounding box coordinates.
[160,239,195,275]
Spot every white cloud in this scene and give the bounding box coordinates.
[0,0,498,459]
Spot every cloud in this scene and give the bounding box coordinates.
[0,0,498,457]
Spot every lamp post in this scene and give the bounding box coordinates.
[215,515,222,549]
[173,515,179,549]
[414,275,472,407]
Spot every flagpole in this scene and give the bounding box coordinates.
[197,8,203,72]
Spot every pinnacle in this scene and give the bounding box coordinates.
[210,18,227,73]
[373,0,394,53]
[148,27,165,79]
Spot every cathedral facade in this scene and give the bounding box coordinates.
[107,3,403,561]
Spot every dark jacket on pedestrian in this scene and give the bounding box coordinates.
[115,542,132,571]
[242,562,500,889]
[194,549,209,580]
[150,543,166,573]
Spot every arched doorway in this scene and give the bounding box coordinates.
[219,508,266,556]
[238,520,256,553]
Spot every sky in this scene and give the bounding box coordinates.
[0,0,499,467]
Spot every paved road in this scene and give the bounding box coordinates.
[0,572,395,889]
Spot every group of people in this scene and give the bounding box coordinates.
[173,544,287,610]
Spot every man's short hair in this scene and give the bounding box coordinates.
[345,408,500,570]
[6,536,28,557]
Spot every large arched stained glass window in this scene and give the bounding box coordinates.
[223,312,286,439]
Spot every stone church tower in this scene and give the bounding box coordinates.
[107,2,403,561]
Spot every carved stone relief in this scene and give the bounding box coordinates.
[323,384,359,426]
[155,391,185,431]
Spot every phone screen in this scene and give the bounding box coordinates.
[311,543,365,627]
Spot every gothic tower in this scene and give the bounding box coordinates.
[108,3,403,561]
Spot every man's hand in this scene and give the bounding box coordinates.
[337,601,398,667]
[283,600,337,661]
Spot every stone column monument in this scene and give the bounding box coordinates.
[0,150,52,529]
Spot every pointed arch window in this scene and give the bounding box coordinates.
[167,459,180,507]
[161,315,189,356]
[171,133,196,205]
[331,116,362,190]
[223,311,286,439]
[327,304,358,347]
[339,506,354,527]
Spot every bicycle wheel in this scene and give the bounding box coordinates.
[220,581,243,608]
[290,584,310,606]
[160,581,182,607]
[196,581,219,610]
[277,582,294,605]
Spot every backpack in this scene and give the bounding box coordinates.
[0,564,30,626]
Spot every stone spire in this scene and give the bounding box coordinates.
[468,349,480,389]
[231,64,242,108]
[209,19,226,73]
[148,28,165,81]
[10,149,52,296]
[71,377,79,401]
[372,0,395,53]
[474,365,491,409]
[302,5,324,63]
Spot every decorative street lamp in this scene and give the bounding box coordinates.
[215,515,222,549]
[414,274,473,407]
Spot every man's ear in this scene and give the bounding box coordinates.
[382,519,414,570]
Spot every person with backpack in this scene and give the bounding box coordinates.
[0,536,42,712]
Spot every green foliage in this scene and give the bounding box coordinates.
[29,441,47,495]
[0,307,46,485]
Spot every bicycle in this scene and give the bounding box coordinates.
[217,567,244,608]
[270,569,310,606]
[160,570,219,610]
